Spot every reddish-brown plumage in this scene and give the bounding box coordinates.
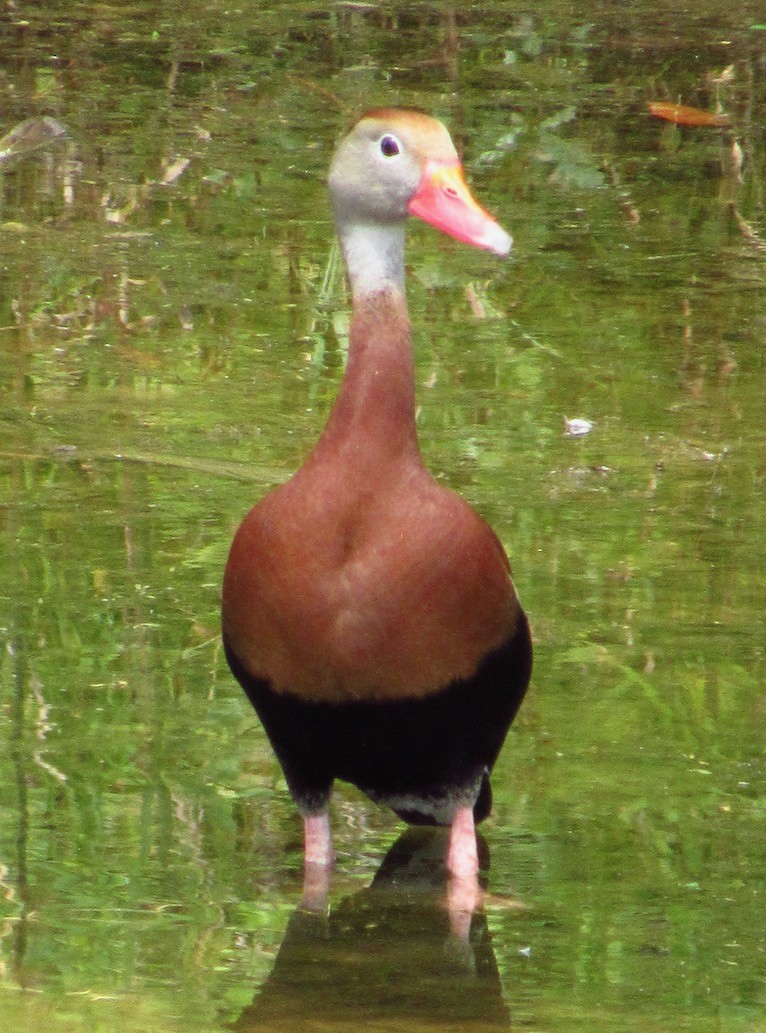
[223,291,519,703]
[221,109,531,886]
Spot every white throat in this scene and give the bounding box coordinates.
[337,222,406,298]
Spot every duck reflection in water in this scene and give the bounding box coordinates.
[231,828,514,1033]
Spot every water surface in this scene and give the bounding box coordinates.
[0,3,764,1031]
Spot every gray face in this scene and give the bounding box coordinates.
[328,112,458,227]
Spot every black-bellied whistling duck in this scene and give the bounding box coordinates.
[222,109,532,893]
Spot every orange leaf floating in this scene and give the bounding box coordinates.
[648,102,731,127]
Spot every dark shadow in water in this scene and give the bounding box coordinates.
[232,828,511,1032]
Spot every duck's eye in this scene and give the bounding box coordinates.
[379,134,401,158]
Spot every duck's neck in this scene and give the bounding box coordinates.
[338,222,406,297]
[312,223,419,470]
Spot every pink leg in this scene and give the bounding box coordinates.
[301,812,334,912]
[446,805,478,878]
[447,874,482,941]
[303,811,333,867]
[446,805,482,941]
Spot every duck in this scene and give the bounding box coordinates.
[222,108,532,889]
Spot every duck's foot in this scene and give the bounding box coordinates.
[447,870,483,941]
[301,862,332,912]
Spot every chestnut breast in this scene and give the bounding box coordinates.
[222,457,519,704]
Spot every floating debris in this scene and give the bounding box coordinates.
[160,156,190,185]
[0,116,68,164]
[564,417,593,438]
[647,102,730,128]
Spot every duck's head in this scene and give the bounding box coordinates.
[329,109,512,258]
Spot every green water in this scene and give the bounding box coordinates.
[0,3,765,1031]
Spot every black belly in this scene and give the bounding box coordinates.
[223,613,532,826]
